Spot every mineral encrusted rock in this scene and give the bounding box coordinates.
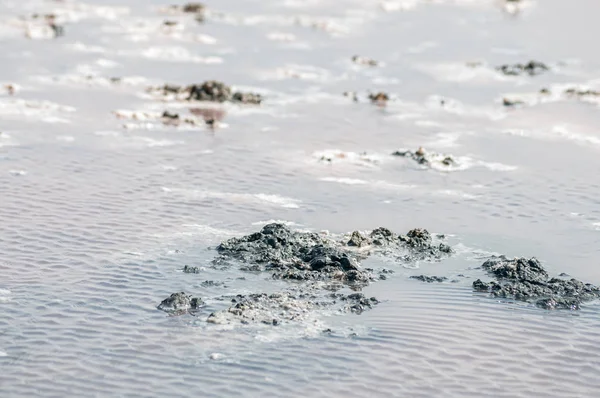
[392,147,456,168]
[473,256,600,310]
[496,61,549,76]
[147,80,263,104]
[157,292,203,314]
[205,291,379,325]
[410,275,448,283]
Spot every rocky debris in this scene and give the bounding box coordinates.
[163,223,453,324]
[206,292,317,325]
[182,2,205,13]
[271,247,372,286]
[157,292,204,314]
[113,109,205,128]
[496,61,549,76]
[217,223,329,266]
[205,290,379,325]
[3,84,17,96]
[352,55,379,67]
[347,231,369,247]
[165,2,205,17]
[147,80,263,104]
[564,88,600,99]
[183,265,201,274]
[392,147,456,168]
[473,256,600,309]
[217,224,372,286]
[369,92,389,106]
[343,227,452,262]
[410,275,448,283]
[187,80,231,102]
[502,98,525,107]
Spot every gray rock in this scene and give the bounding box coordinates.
[157,292,204,314]
[473,256,600,310]
[496,61,549,76]
[410,275,448,283]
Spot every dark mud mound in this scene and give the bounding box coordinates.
[160,223,453,324]
[147,80,263,104]
[217,223,329,265]
[157,292,204,314]
[496,61,549,76]
[271,245,371,286]
[473,256,600,309]
[217,224,371,285]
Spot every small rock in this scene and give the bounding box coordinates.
[410,275,448,283]
[157,292,204,314]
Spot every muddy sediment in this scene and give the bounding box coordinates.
[159,223,453,324]
[496,61,549,76]
[147,80,263,104]
[473,256,600,309]
[392,147,456,168]
[157,292,204,314]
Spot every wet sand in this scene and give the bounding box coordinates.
[2,0,600,397]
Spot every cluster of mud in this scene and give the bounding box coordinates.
[146,80,263,104]
[158,223,452,324]
[392,147,456,168]
[473,256,600,310]
[496,60,549,76]
[112,80,260,129]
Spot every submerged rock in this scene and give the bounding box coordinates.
[217,223,329,265]
[473,256,600,309]
[392,147,456,168]
[147,80,263,104]
[206,290,379,325]
[163,223,453,324]
[157,292,204,314]
[496,61,549,76]
[410,275,448,283]
[206,292,317,325]
[564,88,600,99]
[368,92,389,105]
[218,224,372,285]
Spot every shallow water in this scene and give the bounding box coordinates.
[2,0,600,396]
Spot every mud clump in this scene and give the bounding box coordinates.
[496,61,549,76]
[205,292,316,325]
[368,92,389,106]
[410,275,448,283]
[162,223,453,324]
[147,80,263,104]
[345,227,452,262]
[206,291,379,325]
[473,256,600,309]
[564,88,600,99]
[157,292,204,314]
[392,147,456,168]
[502,98,525,107]
[187,80,231,102]
[182,3,205,13]
[217,223,329,265]
[217,224,371,285]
